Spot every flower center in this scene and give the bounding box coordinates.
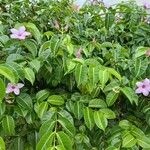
[142,85,146,88]
[11,86,16,89]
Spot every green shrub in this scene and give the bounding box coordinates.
[0,0,150,149]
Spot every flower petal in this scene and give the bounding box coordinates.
[18,26,26,34]
[136,81,143,87]
[10,28,18,34]
[10,34,19,39]
[135,88,143,94]
[18,35,26,40]
[13,88,20,95]
[24,31,31,36]
[143,78,150,85]
[17,83,24,89]
[6,83,14,94]
[142,89,149,96]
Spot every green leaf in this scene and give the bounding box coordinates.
[58,116,76,137]
[94,111,108,131]
[73,101,83,120]
[89,99,107,108]
[75,64,88,86]
[122,132,137,148]
[36,132,55,150]
[137,136,150,148]
[107,68,121,81]
[2,115,15,135]
[26,23,42,44]
[99,69,109,89]
[83,107,95,130]
[36,89,50,102]
[0,79,5,103]
[6,62,25,81]
[24,67,35,85]
[131,125,145,138]
[6,54,24,63]
[48,95,64,106]
[100,108,116,119]
[88,66,99,88]
[29,59,41,73]
[0,137,5,150]
[106,91,119,107]
[16,93,33,110]
[39,120,56,137]
[23,40,37,57]
[121,87,138,105]
[35,102,48,119]
[119,120,132,130]
[38,41,51,56]
[0,65,17,83]
[56,131,73,150]
[135,46,149,58]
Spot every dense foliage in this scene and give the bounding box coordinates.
[0,0,150,149]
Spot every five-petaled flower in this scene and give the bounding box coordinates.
[135,78,150,96]
[6,83,24,95]
[10,26,31,40]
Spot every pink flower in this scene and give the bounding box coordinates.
[146,50,150,56]
[135,78,150,96]
[143,2,150,9]
[10,26,31,40]
[6,83,24,95]
[76,48,83,58]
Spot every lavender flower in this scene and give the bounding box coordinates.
[135,78,150,96]
[6,83,24,95]
[10,26,31,40]
[143,1,150,9]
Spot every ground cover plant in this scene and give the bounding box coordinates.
[0,0,150,149]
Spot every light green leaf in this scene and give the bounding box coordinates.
[36,132,55,150]
[75,64,88,86]
[56,131,73,150]
[135,46,149,58]
[0,137,5,150]
[38,41,51,56]
[0,65,17,83]
[29,59,41,73]
[94,111,108,131]
[137,136,150,148]
[0,79,5,103]
[58,116,76,137]
[73,101,83,120]
[83,107,95,130]
[106,91,119,107]
[89,99,107,108]
[26,23,42,44]
[122,132,137,148]
[36,89,50,102]
[99,69,109,89]
[119,120,132,130]
[16,93,33,110]
[2,115,15,135]
[35,102,48,119]
[48,95,64,106]
[100,108,116,119]
[107,68,121,81]
[121,87,138,105]
[24,67,35,85]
